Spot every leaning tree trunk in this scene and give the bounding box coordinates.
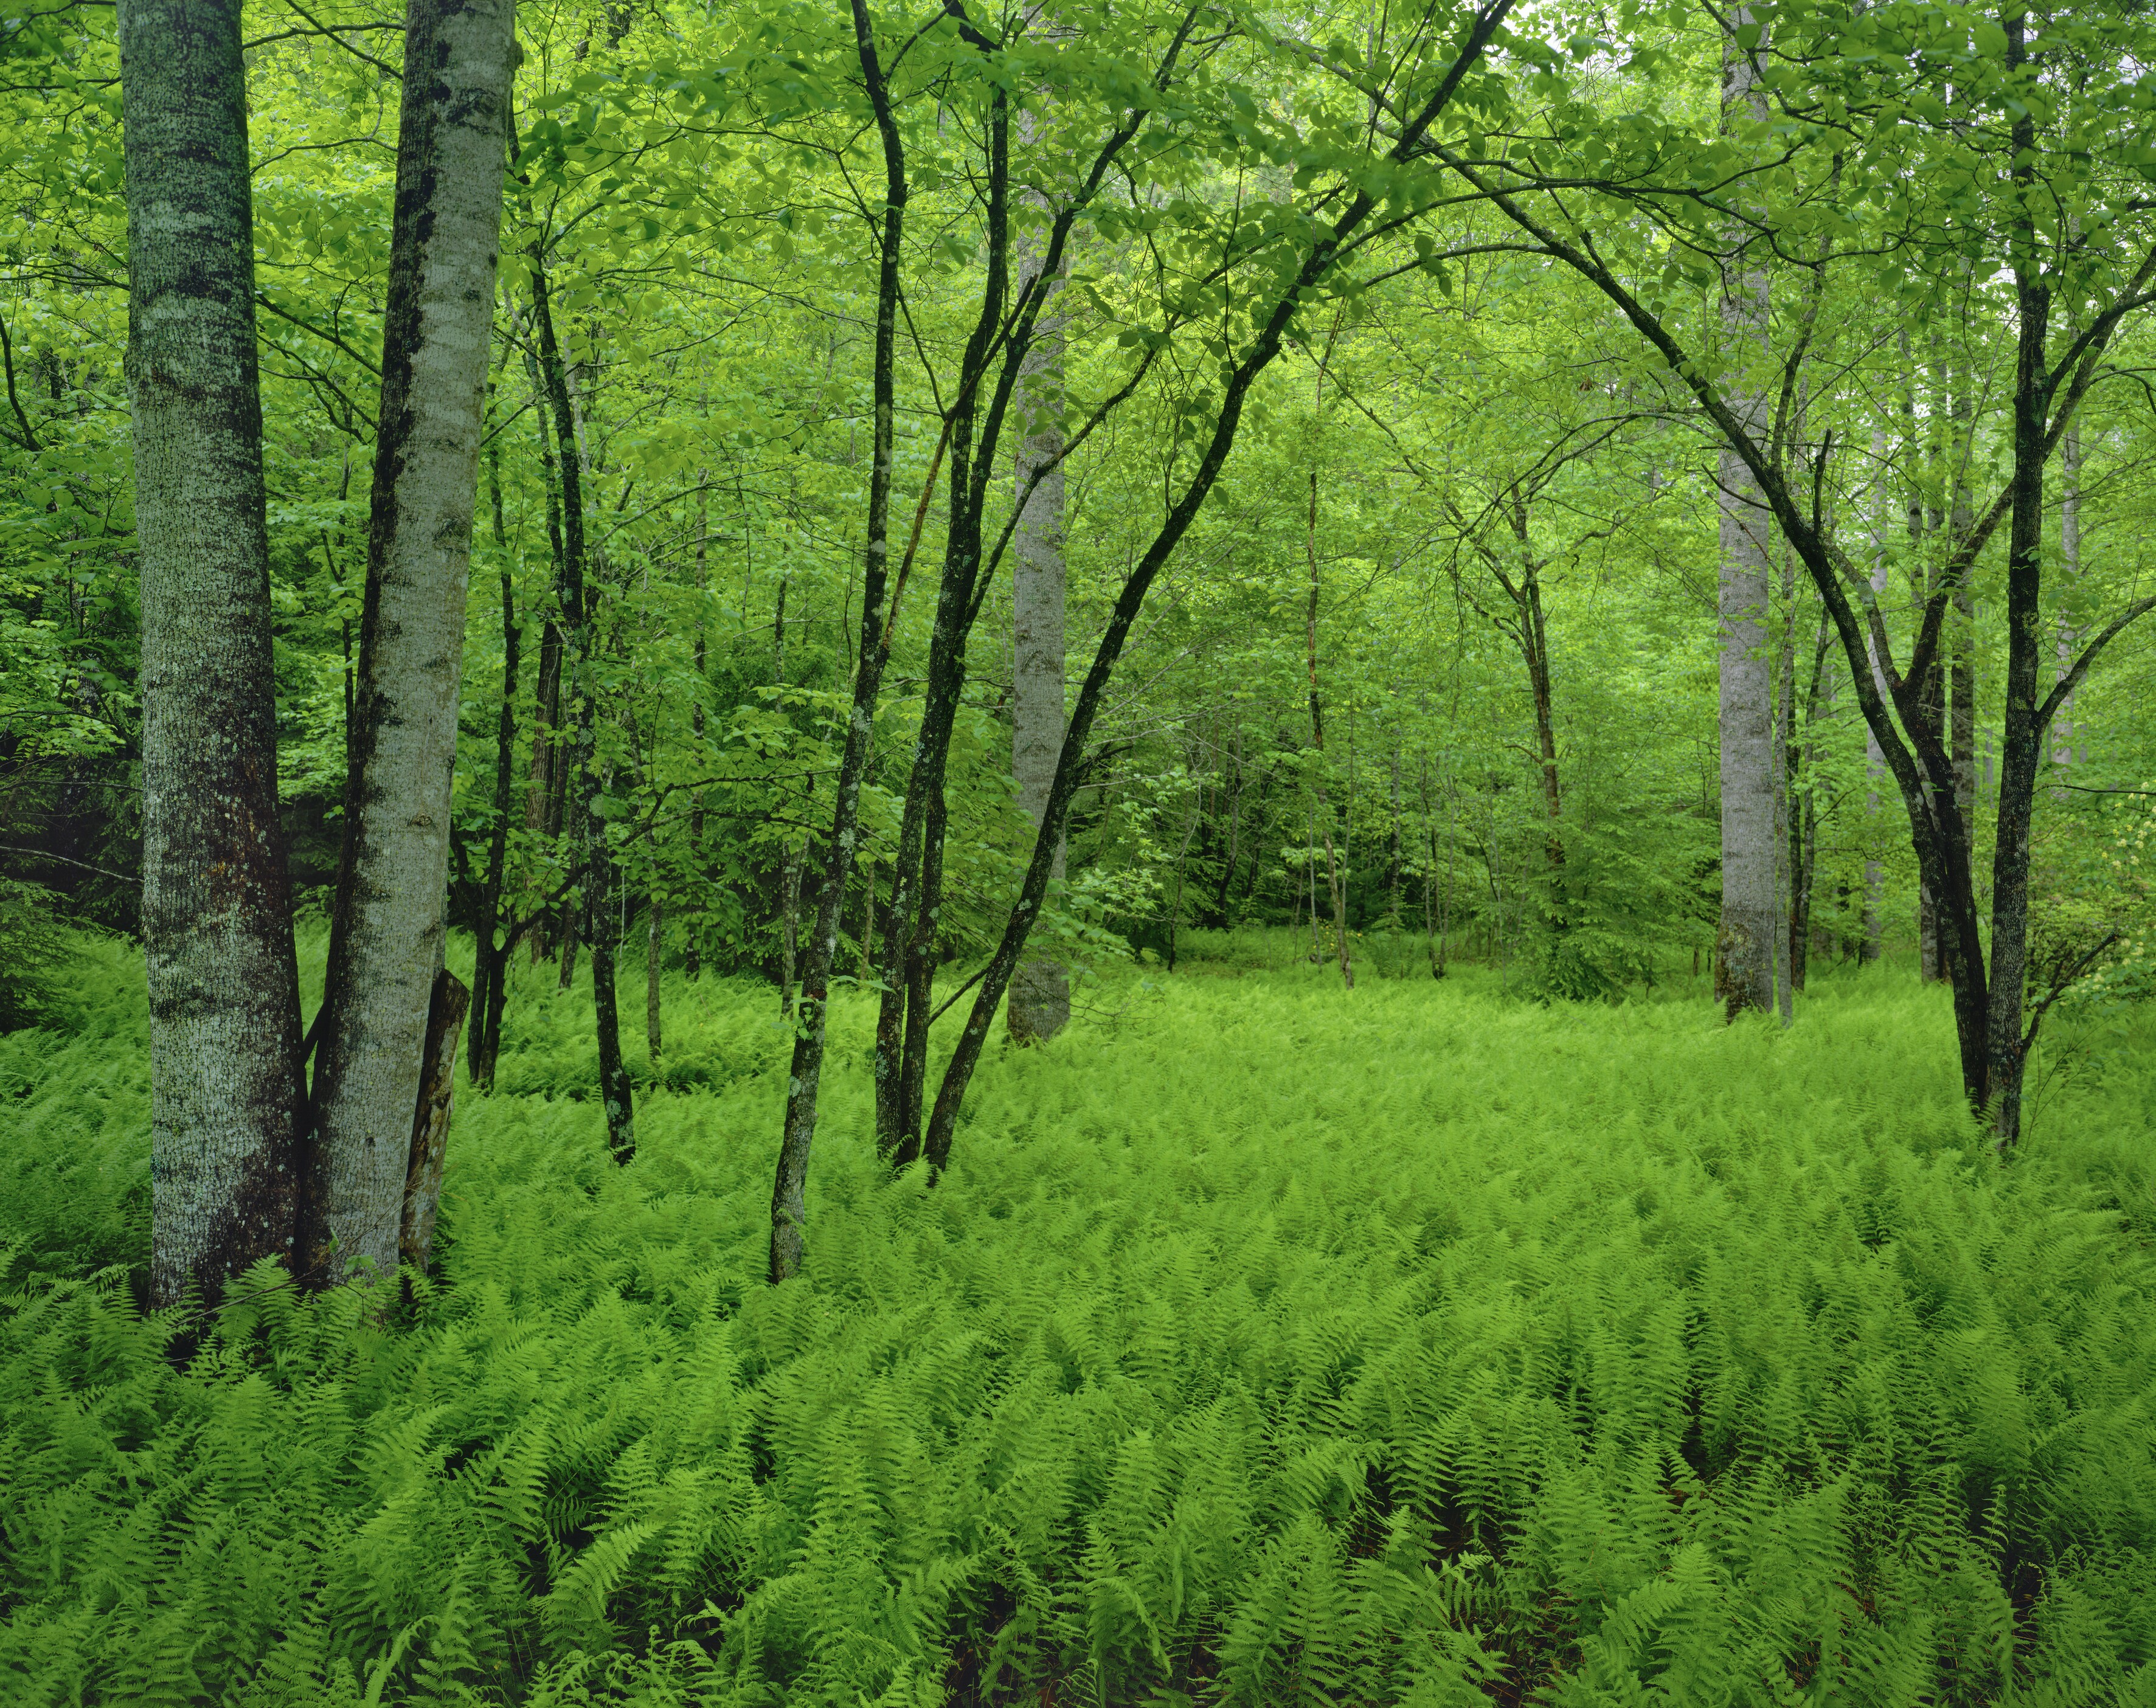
[1007,130,1071,1044]
[306,0,516,1288]
[530,259,634,1164]
[122,0,307,1310]
[1713,17,1778,1022]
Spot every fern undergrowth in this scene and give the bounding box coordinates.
[4,935,2155,1705]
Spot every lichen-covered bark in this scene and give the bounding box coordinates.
[122,0,307,1309]
[307,0,516,1285]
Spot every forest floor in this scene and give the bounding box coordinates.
[4,931,2155,1704]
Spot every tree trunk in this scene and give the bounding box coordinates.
[122,0,307,1310]
[1984,32,2049,1146]
[470,437,519,1090]
[880,86,1014,1161]
[524,353,567,967]
[916,0,1514,1174]
[2051,421,2082,766]
[398,966,469,1287]
[531,252,633,1164]
[307,0,515,1287]
[1713,19,1778,1022]
[1007,150,1071,1043]
[772,0,907,1279]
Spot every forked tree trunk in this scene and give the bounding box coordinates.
[307,0,515,1287]
[122,0,307,1310]
[1713,19,1778,1021]
[1007,156,1071,1043]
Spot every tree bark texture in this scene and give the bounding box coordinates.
[122,0,308,1309]
[1007,167,1071,1044]
[1713,22,1778,1022]
[307,0,515,1287]
[399,966,469,1280]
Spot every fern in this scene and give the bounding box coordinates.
[3,938,2155,1702]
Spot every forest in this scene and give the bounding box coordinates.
[2,0,2155,1699]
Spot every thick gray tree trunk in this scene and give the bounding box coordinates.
[122,0,308,1310]
[1008,179,1070,1043]
[1713,21,1778,1021]
[307,0,515,1286]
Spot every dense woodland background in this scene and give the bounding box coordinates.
[4,0,2153,1053]
[4,0,2156,1699]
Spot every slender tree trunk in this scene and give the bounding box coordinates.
[1007,141,1071,1043]
[122,0,307,1310]
[1306,471,1352,990]
[303,0,513,1287]
[531,254,633,1164]
[524,353,567,966]
[881,88,1014,1161]
[771,0,907,1280]
[470,438,519,1090]
[914,0,1515,1170]
[1713,18,1777,1022]
[2051,421,2082,767]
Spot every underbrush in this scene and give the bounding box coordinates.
[3,938,2154,1704]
